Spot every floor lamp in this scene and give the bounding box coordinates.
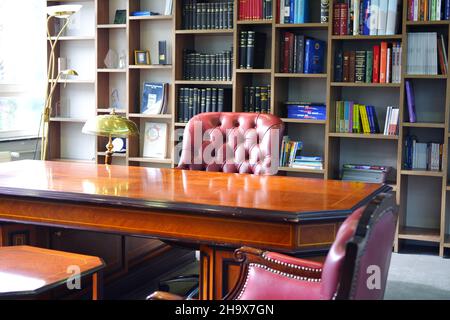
[41,5,82,160]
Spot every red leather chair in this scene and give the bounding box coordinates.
[159,112,284,298]
[151,192,398,300]
[177,112,284,175]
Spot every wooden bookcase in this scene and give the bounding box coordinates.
[46,0,450,257]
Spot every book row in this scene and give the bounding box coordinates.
[243,85,271,113]
[177,87,232,123]
[404,135,443,171]
[277,0,330,24]
[334,42,402,84]
[407,33,447,75]
[183,50,233,81]
[182,0,234,30]
[279,136,324,170]
[280,34,326,74]
[407,0,450,21]
[333,0,400,36]
[239,31,267,69]
[335,101,399,135]
[286,102,326,120]
[238,0,273,20]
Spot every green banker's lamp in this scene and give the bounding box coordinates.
[41,4,82,160]
[82,110,139,165]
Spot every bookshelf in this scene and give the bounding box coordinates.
[45,0,450,257]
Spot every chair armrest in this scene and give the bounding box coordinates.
[235,247,323,279]
[147,291,185,300]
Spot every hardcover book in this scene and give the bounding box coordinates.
[141,82,168,114]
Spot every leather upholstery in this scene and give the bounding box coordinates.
[177,112,284,175]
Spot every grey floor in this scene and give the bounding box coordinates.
[385,252,450,300]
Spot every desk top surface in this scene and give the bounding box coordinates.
[0,160,390,222]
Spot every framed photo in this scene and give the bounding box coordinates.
[134,50,151,65]
[114,9,127,24]
[143,122,168,159]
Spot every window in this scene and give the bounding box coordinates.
[0,0,46,140]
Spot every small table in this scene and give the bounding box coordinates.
[0,246,105,299]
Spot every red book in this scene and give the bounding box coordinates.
[276,0,280,23]
[333,4,341,35]
[283,32,293,73]
[372,45,380,83]
[349,51,356,82]
[408,0,414,21]
[258,0,262,19]
[438,36,447,75]
[343,51,350,82]
[379,41,388,83]
[239,0,243,20]
[339,4,348,36]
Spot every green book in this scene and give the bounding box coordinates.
[354,104,361,133]
[366,51,373,83]
[336,101,341,132]
[339,101,345,133]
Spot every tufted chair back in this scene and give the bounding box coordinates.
[177,112,284,175]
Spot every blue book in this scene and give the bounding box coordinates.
[295,156,323,162]
[304,38,325,73]
[446,0,450,20]
[141,82,167,114]
[287,105,326,112]
[366,105,375,133]
[289,0,295,23]
[363,0,371,35]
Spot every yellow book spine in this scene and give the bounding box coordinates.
[359,105,370,133]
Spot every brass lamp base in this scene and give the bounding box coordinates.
[105,135,114,165]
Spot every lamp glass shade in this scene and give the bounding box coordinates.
[82,114,139,138]
[47,5,82,18]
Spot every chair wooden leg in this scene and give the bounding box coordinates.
[92,271,103,300]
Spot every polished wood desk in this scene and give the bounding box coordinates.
[0,160,390,299]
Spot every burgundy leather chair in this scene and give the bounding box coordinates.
[177,112,284,175]
[151,192,398,300]
[159,112,284,298]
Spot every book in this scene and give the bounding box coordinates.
[164,0,173,16]
[321,0,329,23]
[141,82,168,115]
[405,80,417,123]
[143,122,168,159]
[304,38,325,74]
[114,10,127,24]
[158,41,168,65]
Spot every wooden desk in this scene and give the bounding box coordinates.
[0,160,390,299]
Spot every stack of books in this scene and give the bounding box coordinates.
[407,0,450,21]
[279,137,302,167]
[291,156,324,170]
[335,101,399,135]
[407,33,447,75]
[183,49,233,81]
[342,164,391,183]
[333,0,400,35]
[238,0,273,20]
[286,102,326,120]
[334,42,402,83]
[177,87,231,122]
[404,136,443,171]
[239,31,267,69]
[280,34,326,74]
[182,0,234,29]
[243,86,271,113]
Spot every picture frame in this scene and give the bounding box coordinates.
[114,9,127,24]
[134,50,151,65]
[143,122,168,159]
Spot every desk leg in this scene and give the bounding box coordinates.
[199,246,241,300]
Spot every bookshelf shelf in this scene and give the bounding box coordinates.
[129,15,173,21]
[49,117,88,123]
[128,113,172,119]
[330,82,401,88]
[129,65,172,70]
[331,34,403,40]
[402,122,446,128]
[174,122,187,127]
[275,73,327,78]
[236,20,272,25]
[275,23,329,29]
[97,69,127,73]
[175,29,234,35]
[97,24,126,29]
[278,167,325,174]
[174,80,232,85]
[97,152,126,157]
[398,227,441,243]
[400,170,445,177]
[48,36,95,41]
[281,118,326,124]
[406,20,450,26]
[404,74,447,79]
[49,79,95,84]
[236,69,272,74]
[328,133,399,140]
[97,109,126,113]
[128,157,173,164]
